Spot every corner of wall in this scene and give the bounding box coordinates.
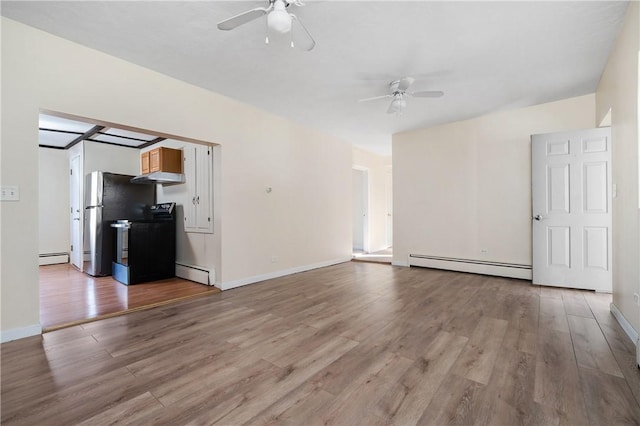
[1,324,42,343]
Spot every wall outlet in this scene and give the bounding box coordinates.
[480,249,488,254]
[0,186,19,201]
[271,256,278,263]
[633,293,640,306]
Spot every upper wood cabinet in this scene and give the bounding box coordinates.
[141,147,182,174]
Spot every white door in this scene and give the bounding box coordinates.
[532,127,612,292]
[69,155,82,269]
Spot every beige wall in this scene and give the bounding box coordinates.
[393,94,595,267]
[596,1,640,334]
[84,140,140,177]
[38,147,69,257]
[1,18,352,338]
[352,147,392,252]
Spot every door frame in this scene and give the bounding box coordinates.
[69,153,83,271]
[385,168,393,248]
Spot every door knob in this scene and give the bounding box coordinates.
[534,215,543,221]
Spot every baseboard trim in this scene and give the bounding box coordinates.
[392,261,409,267]
[220,257,351,291]
[1,324,42,343]
[610,302,639,344]
[39,253,69,266]
[409,254,532,280]
[176,262,216,287]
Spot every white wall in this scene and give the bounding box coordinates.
[596,1,640,335]
[83,140,140,177]
[352,147,392,253]
[393,94,595,267]
[1,18,352,338]
[38,147,69,258]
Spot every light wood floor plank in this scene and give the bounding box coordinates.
[375,331,468,425]
[567,314,624,378]
[534,327,590,425]
[417,374,485,425]
[562,289,594,318]
[452,316,509,385]
[579,366,640,425]
[539,295,570,332]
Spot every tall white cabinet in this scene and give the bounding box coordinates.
[184,144,213,233]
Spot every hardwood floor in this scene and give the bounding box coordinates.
[40,263,219,330]
[4,261,639,425]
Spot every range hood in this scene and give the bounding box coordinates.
[130,171,185,185]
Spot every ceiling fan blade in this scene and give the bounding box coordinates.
[358,94,392,103]
[290,14,315,51]
[409,90,445,98]
[396,77,415,92]
[217,7,269,31]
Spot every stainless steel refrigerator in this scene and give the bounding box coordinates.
[83,171,155,276]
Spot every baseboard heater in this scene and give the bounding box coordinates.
[409,254,532,280]
[39,252,69,266]
[175,262,216,286]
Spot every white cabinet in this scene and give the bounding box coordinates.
[184,145,213,233]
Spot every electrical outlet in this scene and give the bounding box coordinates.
[0,186,19,201]
[633,293,640,306]
[271,256,278,263]
[480,249,488,254]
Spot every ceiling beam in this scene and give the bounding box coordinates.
[64,125,105,149]
[138,137,166,149]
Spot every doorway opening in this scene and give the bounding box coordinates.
[38,110,221,330]
[352,167,369,253]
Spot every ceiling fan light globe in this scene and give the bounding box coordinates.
[267,9,292,33]
[390,98,406,112]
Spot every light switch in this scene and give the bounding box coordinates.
[1,186,20,201]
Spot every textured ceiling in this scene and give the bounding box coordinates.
[2,1,629,156]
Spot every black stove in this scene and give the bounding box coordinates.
[111,202,176,285]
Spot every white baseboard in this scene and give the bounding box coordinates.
[610,302,640,368]
[39,253,69,266]
[1,324,42,343]
[220,257,351,291]
[409,254,532,280]
[176,263,216,287]
[610,302,639,344]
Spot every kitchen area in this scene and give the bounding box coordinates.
[38,113,220,330]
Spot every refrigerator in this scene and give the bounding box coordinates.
[83,171,155,276]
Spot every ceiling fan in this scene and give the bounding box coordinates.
[359,77,444,114]
[217,0,315,51]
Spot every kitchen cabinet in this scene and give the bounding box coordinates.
[141,147,182,174]
[184,145,213,233]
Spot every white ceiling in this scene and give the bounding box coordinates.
[3,1,629,156]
